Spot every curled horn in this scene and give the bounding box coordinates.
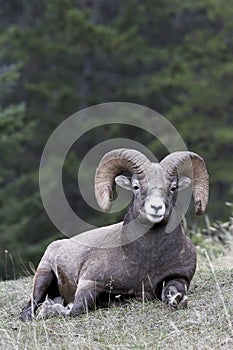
[160,151,209,215]
[95,148,151,212]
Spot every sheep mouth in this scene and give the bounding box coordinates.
[144,213,165,223]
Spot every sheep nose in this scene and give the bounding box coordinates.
[145,198,166,218]
[151,204,162,212]
[150,203,166,216]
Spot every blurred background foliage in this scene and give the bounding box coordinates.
[0,0,232,279]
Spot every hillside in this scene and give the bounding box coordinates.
[1,267,233,350]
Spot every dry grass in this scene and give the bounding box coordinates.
[0,262,233,350]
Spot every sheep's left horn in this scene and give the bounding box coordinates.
[160,151,209,215]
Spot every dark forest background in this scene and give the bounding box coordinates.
[0,0,232,279]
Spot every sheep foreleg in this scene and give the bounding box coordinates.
[69,280,103,316]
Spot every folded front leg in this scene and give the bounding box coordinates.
[161,279,188,309]
[69,279,103,316]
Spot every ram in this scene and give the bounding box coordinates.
[19,148,209,320]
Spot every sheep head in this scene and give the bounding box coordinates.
[95,149,209,225]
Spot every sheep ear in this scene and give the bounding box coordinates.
[178,176,191,191]
[115,175,132,191]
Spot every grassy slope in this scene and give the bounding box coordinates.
[1,265,233,350]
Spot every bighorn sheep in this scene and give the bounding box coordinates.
[19,148,209,320]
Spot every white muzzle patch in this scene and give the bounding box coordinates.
[144,197,166,223]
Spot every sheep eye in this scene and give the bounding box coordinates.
[170,184,177,192]
[133,185,140,191]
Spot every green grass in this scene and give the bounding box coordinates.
[1,261,233,350]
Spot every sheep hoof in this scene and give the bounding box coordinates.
[162,285,188,309]
[179,295,188,308]
[18,311,34,322]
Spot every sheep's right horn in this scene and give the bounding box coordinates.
[160,151,209,215]
[95,149,150,212]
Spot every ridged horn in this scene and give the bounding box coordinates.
[95,148,151,212]
[160,151,209,215]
